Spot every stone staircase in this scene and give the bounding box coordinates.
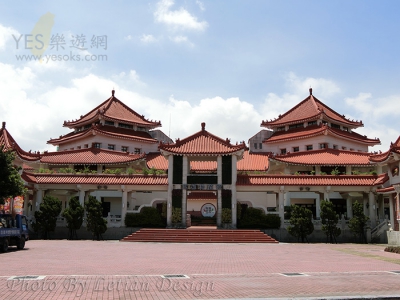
[121,228,278,243]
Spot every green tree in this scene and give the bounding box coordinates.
[33,195,62,239]
[84,195,107,240]
[287,205,314,243]
[0,146,26,205]
[348,200,369,243]
[62,196,84,240]
[320,200,341,243]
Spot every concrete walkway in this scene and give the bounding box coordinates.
[1,240,400,299]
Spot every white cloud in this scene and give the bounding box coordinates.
[140,34,157,43]
[124,35,132,41]
[154,0,208,31]
[0,24,19,50]
[196,0,205,11]
[169,35,194,47]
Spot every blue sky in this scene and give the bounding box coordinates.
[0,1,399,153]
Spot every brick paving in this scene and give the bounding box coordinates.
[1,240,400,299]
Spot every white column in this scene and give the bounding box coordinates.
[182,156,188,227]
[35,188,43,208]
[279,186,285,225]
[315,193,321,219]
[97,164,103,174]
[346,197,353,219]
[78,189,86,206]
[217,155,222,227]
[231,155,237,228]
[345,166,352,175]
[389,195,395,228]
[167,155,173,227]
[315,166,321,175]
[121,186,127,226]
[369,191,376,228]
[284,192,290,206]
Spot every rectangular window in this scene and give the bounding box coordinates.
[93,143,101,149]
[108,144,115,150]
[77,146,81,149]
[259,143,262,149]
[319,143,327,149]
[84,144,89,148]
[121,146,129,152]
[254,143,258,149]
[289,123,303,129]
[293,146,299,152]
[134,148,141,154]
[105,121,114,126]
[280,148,287,155]
[333,144,338,150]
[276,126,285,131]
[343,127,349,132]
[308,121,317,126]
[331,123,340,129]
[118,123,133,129]
[342,146,347,150]
[84,124,91,129]
[306,145,313,151]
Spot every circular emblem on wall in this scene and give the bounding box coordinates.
[201,203,216,217]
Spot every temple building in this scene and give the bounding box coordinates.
[1,88,399,241]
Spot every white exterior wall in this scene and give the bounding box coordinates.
[57,134,159,154]
[131,191,167,207]
[264,134,369,155]
[248,130,274,153]
[237,192,276,211]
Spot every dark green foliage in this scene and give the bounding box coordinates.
[238,207,281,229]
[33,195,62,239]
[84,195,107,240]
[348,200,369,243]
[320,200,341,243]
[284,206,292,220]
[0,145,26,205]
[125,207,165,227]
[62,196,84,240]
[287,205,314,243]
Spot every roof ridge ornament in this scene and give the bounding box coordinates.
[201,122,206,131]
[112,89,115,97]
[309,87,312,95]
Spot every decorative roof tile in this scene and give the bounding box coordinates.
[22,172,168,185]
[40,148,145,165]
[48,124,158,145]
[370,136,400,163]
[272,148,372,166]
[63,91,161,128]
[187,192,216,200]
[159,122,246,155]
[237,173,388,186]
[261,90,363,128]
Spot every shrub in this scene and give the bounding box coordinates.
[222,208,232,223]
[125,207,165,228]
[385,246,400,254]
[238,207,281,229]
[172,208,182,223]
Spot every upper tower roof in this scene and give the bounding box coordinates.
[261,88,363,128]
[159,122,246,156]
[0,122,41,162]
[63,90,161,129]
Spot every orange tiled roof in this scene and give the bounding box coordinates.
[376,186,395,193]
[63,91,161,128]
[237,173,388,186]
[146,150,269,172]
[370,136,400,163]
[265,124,380,145]
[0,122,41,162]
[22,172,168,185]
[261,90,363,128]
[48,124,158,145]
[40,148,145,165]
[271,148,372,166]
[159,123,246,155]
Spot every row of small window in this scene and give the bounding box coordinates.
[276,122,349,131]
[67,143,142,154]
[253,143,263,149]
[280,144,354,154]
[105,121,146,131]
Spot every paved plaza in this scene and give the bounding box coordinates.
[1,240,400,299]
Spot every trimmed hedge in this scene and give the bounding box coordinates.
[125,207,166,228]
[238,207,281,229]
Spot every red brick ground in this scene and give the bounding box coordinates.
[1,240,400,299]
